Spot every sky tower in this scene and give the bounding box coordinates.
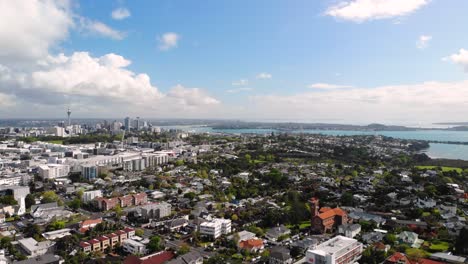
[67,107,71,126]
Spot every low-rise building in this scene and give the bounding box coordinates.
[338,224,361,238]
[199,218,231,239]
[123,239,147,255]
[18,237,54,257]
[305,236,363,264]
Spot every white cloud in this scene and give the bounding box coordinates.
[0,52,220,116]
[417,35,432,49]
[79,18,126,40]
[325,0,429,22]
[226,87,253,93]
[158,32,180,51]
[250,80,468,123]
[167,85,220,106]
[256,72,272,79]
[444,49,468,72]
[232,79,248,86]
[308,83,353,89]
[0,0,73,61]
[0,1,219,117]
[111,7,131,20]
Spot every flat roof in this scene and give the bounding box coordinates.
[308,236,359,256]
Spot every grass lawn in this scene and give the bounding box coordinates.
[429,241,450,252]
[415,166,462,173]
[45,139,64,144]
[287,221,311,229]
[405,248,430,258]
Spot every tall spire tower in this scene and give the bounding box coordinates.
[67,107,71,127]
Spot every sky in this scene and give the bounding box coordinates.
[1,0,468,125]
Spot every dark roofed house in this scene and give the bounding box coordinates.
[269,246,292,264]
[12,254,62,264]
[291,237,318,254]
[167,251,203,264]
[266,225,290,242]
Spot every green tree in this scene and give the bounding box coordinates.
[135,229,145,237]
[231,214,239,221]
[68,198,82,210]
[178,244,190,255]
[0,195,18,205]
[25,224,42,241]
[340,192,354,206]
[47,220,65,231]
[114,204,123,217]
[25,194,36,209]
[147,235,162,252]
[41,191,61,204]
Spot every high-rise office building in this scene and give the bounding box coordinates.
[124,117,132,131]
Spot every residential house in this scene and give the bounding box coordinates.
[239,239,264,252]
[265,225,291,242]
[398,231,424,248]
[269,246,293,264]
[338,224,361,238]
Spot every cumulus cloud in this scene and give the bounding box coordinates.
[232,79,248,86]
[444,49,468,72]
[158,32,180,51]
[79,18,126,40]
[417,35,432,49]
[256,72,272,79]
[167,85,220,106]
[0,52,220,116]
[111,7,131,20]
[308,83,354,89]
[0,0,73,61]
[226,87,253,93]
[250,80,468,123]
[0,1,219,117]
[325,0,429,22]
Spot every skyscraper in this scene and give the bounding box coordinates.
[135,117,140,131]
[124,117,132,131]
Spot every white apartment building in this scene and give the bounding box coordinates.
[199,218,232,239]
[306,236,363,264]
[140,202,171,219]
[18,238,54,257]
[123,239,147,255]
[37,164,70,179]
[82,190,103,203]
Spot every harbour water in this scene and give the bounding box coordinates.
[169,126,468,160]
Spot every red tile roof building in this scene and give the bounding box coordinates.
[123,251,175,264]
[310,198,349,234]
[80,228,135,253]
[384,252,411,264]
[239,239,264,252]
[94,192,148,211]
[79,218,102,233]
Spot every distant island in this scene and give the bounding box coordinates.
[211,121,468,131]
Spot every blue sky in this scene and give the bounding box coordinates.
[2,0,468,124]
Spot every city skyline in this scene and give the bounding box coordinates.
[2,1,468,124]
